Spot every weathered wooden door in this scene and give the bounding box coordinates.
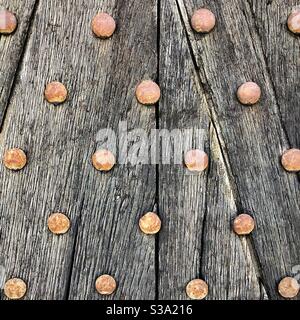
[0,0,299,300]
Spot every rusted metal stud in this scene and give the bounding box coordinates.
[91,13,116,38]
[95,274,117,295]
[186,279,208,300]
[191,8,215,33]
[233,214,255,235]
[3,148,27,170]
[278,277,299,298]
[287,9,300,34]
[184,149,208,172]
[4,278,27,299]
[139,212,161,235]
[281,148,300,172]
[44,82,68,105]
[237,82,261,105]
[0,10,17,34]
[92,149,116,171]
[135,80,160,105]
[47,213,70,235]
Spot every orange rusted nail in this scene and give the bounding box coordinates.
[47,213,70,235]
[287,9,300,34]
[3,148,27,170]
[281,148,300,172]
[135,80,160,105]
[139,212,161,235]
[4,278,27,299]
[95,275,117,295]
[0,10,17,34]
[237,82,261,105]
[191,8,215,33]
[278,277,299,298]
[186,279,208,300]
[92,149,116,172]
[184,149,208,172]
[44,82,68,105]
[233,214,255,235]
[91,13,116,38]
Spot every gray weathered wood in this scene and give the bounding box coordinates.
[0,0,156,300]
[177,0,300,299]
[202,127,262,300]
[0,0,37,127]
[0,0,300,300]
[68,0,157,300]
[158,0,261,300]
[248,0,300,147]
[158,0,209,294]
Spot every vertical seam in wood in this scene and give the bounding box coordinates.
[64,214,81,300]
[64,159,86,300]
[199,123,211,280]
[0,0,40,135]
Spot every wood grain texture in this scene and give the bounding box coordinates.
[0,0,299,300]
[158,0,209,296]
[0,0,37,127]
[202,126,261,300]
[247,0,300,147]
[68,0,157,300]
[0,0,156,300]
[158,0,261,300]
[177,0,300,299]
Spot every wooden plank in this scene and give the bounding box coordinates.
[0,0,156,300]
[247,0,300,145]
[0,0,91,300]
[202,126,262,300]
[158,0,260,300]
[0,0,37,127]
[0,0,299,300]
[176,0,300,299]
[67,0,158,300]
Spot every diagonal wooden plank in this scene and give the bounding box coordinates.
[0,0,37,128]
[247,0,300,146]
[0,0,156,300]
[203,126,261,300]
[158,0,260,300]
[177,0,300,299]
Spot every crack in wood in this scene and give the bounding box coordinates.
[174,0,265,298]
[244,0,292,148]
[0,0,40,135]
[244,0,300,190]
